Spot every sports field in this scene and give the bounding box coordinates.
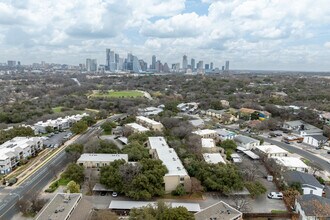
[91,90,144,98]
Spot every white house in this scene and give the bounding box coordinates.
[255,145,289,158]
[303,135,328,148]
[215,129,236,141]
[234,135,260,150]
[192,129,218,139]
[125,123,149,133]
[283,171,324,197]
[274,157,309,172]
[282,120,323,136]
[203,153,226,164]
[231,153,242,163]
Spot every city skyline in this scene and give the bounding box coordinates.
[0,0,330,71]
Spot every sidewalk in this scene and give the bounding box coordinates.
[14,135,80,186]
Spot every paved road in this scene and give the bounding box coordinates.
[0,114,123,219]
[222,126,330,173]
[264,137,330,173]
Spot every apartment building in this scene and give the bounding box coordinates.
[77,154,128,168]
[136,116,164,132]
[147,137,191,193]
[0,137,43,174]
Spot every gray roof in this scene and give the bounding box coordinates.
[297,194,330,217]
[35,193,82,220]
[194,201,242,220]
[283,171,323,189]
[308,135,328,142]
[234,135,259,145]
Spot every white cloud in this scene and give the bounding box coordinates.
[0,0,330,71]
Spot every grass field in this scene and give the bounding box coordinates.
[52,106,63,113]
[91,90,144,98]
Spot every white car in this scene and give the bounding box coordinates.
[112,192,118,197]
[267,192,283,199]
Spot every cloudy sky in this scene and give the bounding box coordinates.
[1,0,330,71]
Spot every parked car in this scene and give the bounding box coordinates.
[267,192,283,199]
[112,192,118,197]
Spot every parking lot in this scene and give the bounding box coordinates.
[43,130,72,148]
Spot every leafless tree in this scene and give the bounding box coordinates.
[119,163,142,183]
[232,196,251,212]
[190,177,203,195]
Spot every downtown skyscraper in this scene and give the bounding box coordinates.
[182,55,188,69]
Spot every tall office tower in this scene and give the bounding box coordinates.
[155,60,161,72]
[182,55,188,69]
[118,58,124,71]
[191,58,195,70]
[86,58,91,71]
[163,63,170,73]
[225,61,230,70]
[210,62,213,70]
[152,55,156,69]
[205,64,209,70]
[86,59,97,72]
[222,66,225,71]
[139,60,148,71]
[197,61,203,70]
[7,60,16,67]
[132,56,142,73]
[106,49,110,70]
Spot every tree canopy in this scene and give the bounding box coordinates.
[187,161,244,193]
[122,141,150,161]
[129,201,194,220]
[61,163,85,184]
[71,120,88,134]
[100,159,167,200]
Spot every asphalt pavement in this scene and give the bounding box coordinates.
[0,114,123,219]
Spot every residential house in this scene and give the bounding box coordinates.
[231,153,242,163]
[147,137,191,193]
[282,120,323,136]
[77,154,128,168]
[274,157,309,172]
[271,91,288,99]
[125,123,149,133]
[138,107,163,116]
[177,102,199,113]
[206,109,226,119]
[203,153,226,164]
[255,145,289,158]
[201,138,218,153]
[239,108,271,120]
[192,129,218,139]
[319,112,330,125]
[234,135,260,150]
[295,194,330,220]
[303,135,328,148]
[194,201,242,220]
[136,116,164,132]
[0,137,43,174]
[215,129,236,141]
[189,118,205,128]
[206,109,237,123]
[283,171,324,197]
[220,100,230,108]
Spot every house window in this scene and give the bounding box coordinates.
[310,190,313,194]
[180,177,184,181]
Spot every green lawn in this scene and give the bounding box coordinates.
[52,106,63,113]
[91,90,144,98]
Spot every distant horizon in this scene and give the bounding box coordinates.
[1,0,330,71]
